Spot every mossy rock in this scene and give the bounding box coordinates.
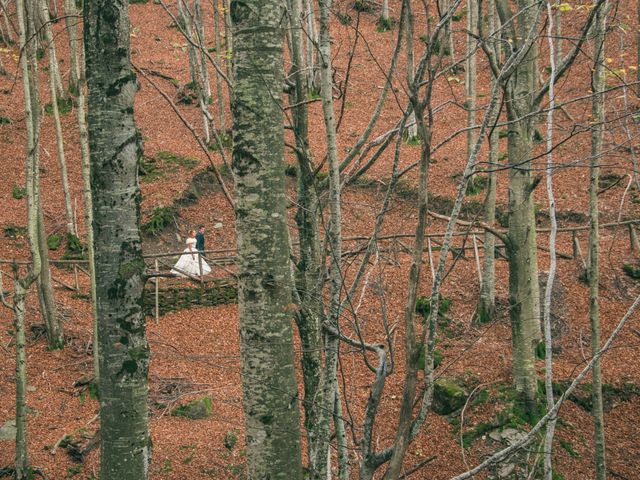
[433,378,468,415]
[172,396,213,419]
[47,233,63,250]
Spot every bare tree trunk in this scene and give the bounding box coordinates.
[223,0,233,80]
[231,1,304,477]
[465,0,477,161]
[311,1,342,476]
[37,0,64,99]
[212,0,226,131]
[303,0,317,89]
[498,0,542,411]
[287,0,323,460]
[63,0,80,95]
[542,4,558,477]
[178,0,210,142]
[479,0,499,322]
[589,2,608,478]
[12,280,31,480]
[384,1,431,476]
[84,0,151,477]
[25,0,63,350]
[36,200,63,348]
[11,0,43,474]
[73,32,99,380]
[46,36,75,234]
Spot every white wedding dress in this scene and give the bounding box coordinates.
[171,238,212,277]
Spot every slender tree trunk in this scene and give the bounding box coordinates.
[223,0,234,81]
[63,0,80,95]
[212,0,226,131]
[465,0,477,161]
[543,4,558,477]
[84,0,151,477]
[178,0,211,143]
[37,0,64,99]
[47,40,75,234]
[288,0,323,459]
[381,0,389,21]
[36,202,63,348]
[13,280,30,480]
[311,1,342,477]
[74,33,99,380]
[304,0,317,89]
[13,0,43,475]
[479,0,500,323]
[25,0,63,350]
[231,1,303,477]
[590,2,608,478]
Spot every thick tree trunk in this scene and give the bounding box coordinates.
[84,0,151,478]
[500,0,541,411]
[231,1,303,477]
[590,2,607,478]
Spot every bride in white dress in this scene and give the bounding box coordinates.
[171,230,212,277]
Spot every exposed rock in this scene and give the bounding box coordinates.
[0,419,16,441]
[433,378,468,415]
[171,396,213,420]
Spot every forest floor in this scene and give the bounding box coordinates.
[1,1,640,479]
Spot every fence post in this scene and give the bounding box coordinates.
[154,259,160,323]
[472,234,482,286]
[73,264,79,291]
[198,253,204,288]
[629,224,640,251]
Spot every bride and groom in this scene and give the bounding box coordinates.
[171,225,212,277]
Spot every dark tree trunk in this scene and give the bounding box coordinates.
[84,1,151,478]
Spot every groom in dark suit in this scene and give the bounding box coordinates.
[195,225,206,255]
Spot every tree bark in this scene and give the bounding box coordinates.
[590,2,608,478]
[231,1,303,477]
[84,0,151,478]
[287,0,323,460]
[499,0,542,410]
[63,0,80,94]
[479,0,500,323]
[212,0,226,131]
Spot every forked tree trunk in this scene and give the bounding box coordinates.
[590,2,608,478]
[231,1,303,477]
[26,0,63,350]
[84,0,151,478]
